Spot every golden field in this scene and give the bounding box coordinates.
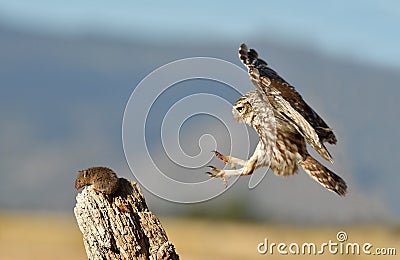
[0,211,398,259]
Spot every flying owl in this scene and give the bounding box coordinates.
[208,44,347,196]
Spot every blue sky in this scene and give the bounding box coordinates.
[0,0,399,68]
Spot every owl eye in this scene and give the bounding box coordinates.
[236,106,244,112]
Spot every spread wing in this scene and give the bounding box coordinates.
[268,82,333,162]
[239,43,336,162]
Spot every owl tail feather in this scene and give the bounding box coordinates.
[300,155,347,196]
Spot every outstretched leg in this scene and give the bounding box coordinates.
[212,150,247,169]
[207,157,257,186]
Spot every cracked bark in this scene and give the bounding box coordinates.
[74,178,179,260]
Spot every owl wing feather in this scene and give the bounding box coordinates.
[267,83,333,163]
[239,43,335,163]
[239,43,337,145]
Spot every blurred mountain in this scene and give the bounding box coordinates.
[0,23,399,223]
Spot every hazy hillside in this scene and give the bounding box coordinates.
[0,24,399,222]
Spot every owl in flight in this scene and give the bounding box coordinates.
[208,43,347,196]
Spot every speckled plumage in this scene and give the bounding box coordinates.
[208,44,347,196]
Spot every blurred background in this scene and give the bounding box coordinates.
[0,0,399,259]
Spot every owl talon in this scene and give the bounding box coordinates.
[207,165,222,173]
[212,150,223,158]
[212,150,230,165]
[207,166,228,186]
[212,151,240,169]
[206,171,216,177]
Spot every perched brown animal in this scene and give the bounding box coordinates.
[75,166,119,195]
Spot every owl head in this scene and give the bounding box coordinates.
[232,95,255,125]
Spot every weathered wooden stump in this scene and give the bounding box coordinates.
[74,178,179,260]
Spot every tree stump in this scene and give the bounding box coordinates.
[74,178,179,260]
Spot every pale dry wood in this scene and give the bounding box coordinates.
[74,178,179,260]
